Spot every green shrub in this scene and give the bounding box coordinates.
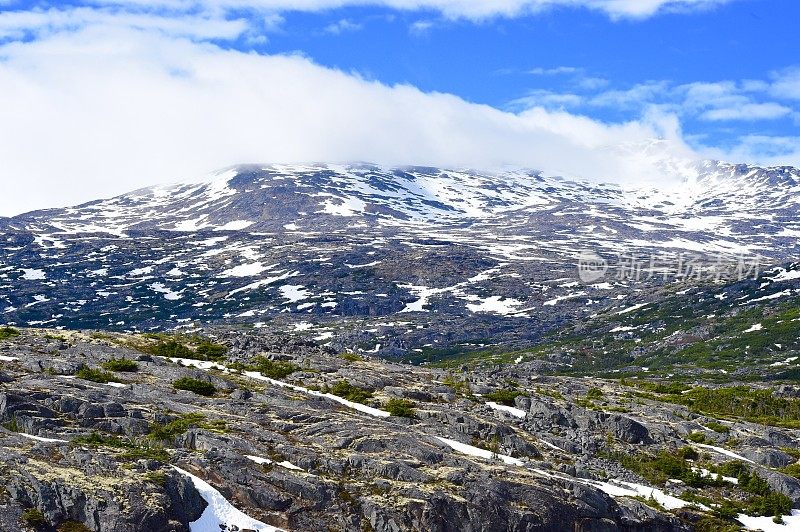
[141,471,167,486]
[21,508,47,526]
[385,399,416,418]
[101,358,138,372]
[687,431,707,443]
[148,413,225,441]
[747,491,792,517]
[75,367,120,384]
[609,450,723,488]
[71,432,169,462]
[56,521,92,532]
[152,339,194,359]
[0,326,20,340]
[195,340,227,359]
[676,446,699,460]
[340,352,363,362]
[586,387,604,400]
[779,462,800,479]
[327,380,373,404]
[484,389,526,406]
[173,377,216,396]
[249,357,299,379]
[704,421,730,433]
[442,375,471,396]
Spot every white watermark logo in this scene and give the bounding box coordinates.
[576,251,762,284]
[577,250,608,283]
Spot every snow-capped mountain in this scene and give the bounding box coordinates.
[1,162,798,355]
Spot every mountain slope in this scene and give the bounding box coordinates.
[0,162,798,357]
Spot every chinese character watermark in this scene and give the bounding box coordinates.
[576,251,762,284]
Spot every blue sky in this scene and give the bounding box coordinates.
[259,0,798,153]
[0,0,798,214]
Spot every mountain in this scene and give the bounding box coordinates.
[5,162,800,531]
[1,162,799,359]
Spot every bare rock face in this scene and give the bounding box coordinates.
[0,327,798,531]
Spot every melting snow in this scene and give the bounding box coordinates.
[772,268,800,282]
[737,510,800,531]
[215,220,253,231]
[743,323,763,333]
[149,283,182,300]
[584,478,699,511]
[16,433,68,443]
[21,268,46,280]
[466,296,523,315]
[486,401,526,418]
[221,262,271,278]
[694,443,755,464]
[242,372,391,418]
[245,455,304,471]
[435,436,523,466]
[279,285,310,303]
[173,466,281,532]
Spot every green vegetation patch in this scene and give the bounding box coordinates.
[136,333,228,362]
[385,398,416,418]
[148,412,226,441]
[484,389,527,406]
[172,377,216,397]
[75,367,123,384]
[0,326,20,340]
[71,431,169,462]
[101,358,139,372]
[326,380,373,404]
[247,356,300,379]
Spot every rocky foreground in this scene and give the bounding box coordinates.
[1,327,799,531]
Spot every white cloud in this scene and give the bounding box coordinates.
[770,67,800,100]
[527,66,579,75]
[61,0,739,21]
[0,24,697,216]
[700,102,792,121]
[701,135,800,168]
[0,7,250,40]
[324,18,362,34]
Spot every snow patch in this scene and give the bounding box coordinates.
[173,466,281,532]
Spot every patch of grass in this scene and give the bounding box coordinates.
[326,380,373,404]
[607,450,723,488]
[141,471,167,486]
[172,377,216,397]
[21,508,47,526]
[3,415,19,432]
[704,421,731,433]
[711,460,793,517]
[385,399,416,418]
[137,335,227,362]
[782,464,800,479]
[340,352,363,362]
[693,515,743,532]
[101,358,138,372]
[687,431,707,443]
[56,521,92,532]
[586,387,604,400]
[0,326,20,340]
[535,387,564,401]
[75,367,121,384]
[442,375,471,396]
[195,340,227,359]
[248,357,300,379]
[676,446,699,460]
[71,432,170,462]
[484,389,527,407]
[148,413,226,441]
